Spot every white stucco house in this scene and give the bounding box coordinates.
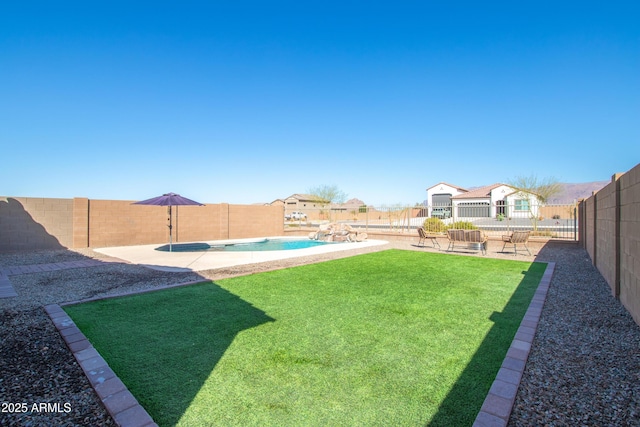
[426,182,541,219]
[425,182,469,216]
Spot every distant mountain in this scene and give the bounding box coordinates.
[341,198,367,207]
[548,181,609,204]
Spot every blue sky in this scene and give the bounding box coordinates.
[2,1,639,206]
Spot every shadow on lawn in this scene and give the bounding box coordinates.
[142,283,276,426]
[68,281,275,427]
[427,247,550,427]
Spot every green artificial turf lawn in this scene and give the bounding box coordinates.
[65,249,546,427]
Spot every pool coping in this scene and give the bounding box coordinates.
[92,237,388,272]
[46,262,555,427]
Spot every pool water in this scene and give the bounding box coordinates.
[156,238,334,252]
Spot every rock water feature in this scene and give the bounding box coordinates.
[308,223,368,242]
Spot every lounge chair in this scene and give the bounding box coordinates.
[418,227,440,249]
[502,230,531,256]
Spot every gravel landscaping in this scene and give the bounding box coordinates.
[1,240,639,426]
[508,243,640,426]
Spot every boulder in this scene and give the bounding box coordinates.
[308,223,367,242]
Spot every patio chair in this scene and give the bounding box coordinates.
[502,230,531,256]
[418,227,440,249]
[465,229,488,255]
[446,229,466,252]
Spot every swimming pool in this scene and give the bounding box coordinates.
[155,238,335,252]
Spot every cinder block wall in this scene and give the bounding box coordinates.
[584,197,596,261]
[73,198,89,248]
[173,204,225,242]
[594,180,618,294]
[580,162,640,326]
[88,199,171,247]
[228,204,285,238]
[0,197,284,252]
[619,166,640,325]
[0,197,73,251]
[86,200,284,247]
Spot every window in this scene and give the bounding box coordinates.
[514,199,529,211]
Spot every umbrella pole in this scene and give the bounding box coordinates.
[168,206,173,252]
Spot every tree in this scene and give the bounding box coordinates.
[308,185,348,222]
[509,175,563,204]
[509,175,563,233]
[308,184,348,205]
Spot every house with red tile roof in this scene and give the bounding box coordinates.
[426,182,540,219]
[426,182,469,206]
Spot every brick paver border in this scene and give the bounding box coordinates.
[44,278,209,427]
[473,261,556,427]
[45,304,158,427]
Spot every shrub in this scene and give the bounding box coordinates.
[447,221,478,230]
[423,217,446,233]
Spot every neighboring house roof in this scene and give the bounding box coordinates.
[284,193,329,203]
[452,183,540,200]
[426,182,469,192]
[286,193,316,201]
[451,183,506,199]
